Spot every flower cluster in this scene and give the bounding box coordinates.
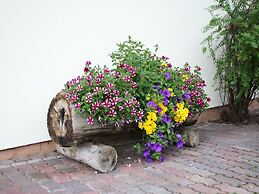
[136,59,210,162]
[64,61,143,127]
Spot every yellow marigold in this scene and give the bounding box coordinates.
[168,88,173,92]
[138,122,143,129]
[158,102,168,115]
[174,108,189,123]
[147,111,157,121]
[143,120,157,135]
[182,74,189,81]
[176,102,185,109]
[161,63,168,67]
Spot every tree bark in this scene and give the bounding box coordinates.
[47,91,136,147]
[56,142,117,173]
[183,125,199,147]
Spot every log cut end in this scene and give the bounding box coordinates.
[47,91,74,146]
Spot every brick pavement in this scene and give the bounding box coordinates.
[0,123,258,194]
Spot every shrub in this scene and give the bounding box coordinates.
[202,0,259,121]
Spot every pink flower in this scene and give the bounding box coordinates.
[112,90,120,96]
[87,82,93,87]
[123,76,131,82]
[77,76,83,81]
[84,67,90,73]
[85,94,92,103]
[104,68,110,73]
[97,73,104,80]
[96,79,102,86]
[92,101,100,111]
[119,106,124,111]
[86,75,92,80]
[109,109,117,117]
[71,95,78,102]
[131,72,136,77]
[135,101,140,107]
[132,82,137,88]
[183,85,188,91]
[131,109,137,116]
[119,63,125,68]
[65,93,70,99]
[207,97,211,102]
[75,103,81,110]
[86,117,94,125]
[103,88,108,95]
[103,99,111,107]
[93,87,100,93]
[124,91,129,96]
[77,85,83,91]
[114,72,121,79]
[85,61,91,66]
[138,111,144,120]
[125,101,132,108]
[106,83,114,89]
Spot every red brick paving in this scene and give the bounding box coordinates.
[0,123,258,194]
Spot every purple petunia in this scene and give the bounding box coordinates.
[143,148,150,157]
[177,139,184,148]
[164,72,171,80]
[163,97,169,106]
[160,89,171,98]
[147,101,156,108]
[182,92,191,100]
[153,85,160,90]
[157,132,164,139]
[156,106,162,114]
[162,114,172,124]
[153,142,163,152]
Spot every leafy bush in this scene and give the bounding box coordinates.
[202,0,259,121]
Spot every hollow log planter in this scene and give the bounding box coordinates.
[47,91,135,173]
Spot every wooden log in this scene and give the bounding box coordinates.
[56,142,117,173]
[47,91,136,147]
[183,125,199,147]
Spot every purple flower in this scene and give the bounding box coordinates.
[176,134,182,140]
[153,142,162,152]
[146,156,153,163]
[162,114,171,124]
[143,149,150,157]
[170,126,174,132]
[157,132,164,139]
[147,101,156,108]
[182,92,191,100]
[163,97,169,106]
[160,156,165,162]
[177,139,184,148]
[164,72,171,80]
[153,85,160,90]
[160,89,171,98]
[156,106,162,114]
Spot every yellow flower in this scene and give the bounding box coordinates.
[146,97,150,101]
[182,74,189,81]
[147,111,157,121]
[174,108,189,123]
[176,102,185,109]
[161,63,167,67]
[158,102,168,115]
[168,88,173,92]
[138,122,143,129]
[143,119,157,135]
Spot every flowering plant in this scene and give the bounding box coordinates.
[136,61,210,162]
[64,61,143,127]
[64,37,210,162]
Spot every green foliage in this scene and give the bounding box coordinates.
[110,36,163,109]
[202,0,259,121]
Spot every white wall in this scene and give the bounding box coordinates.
[0,0,220,150]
